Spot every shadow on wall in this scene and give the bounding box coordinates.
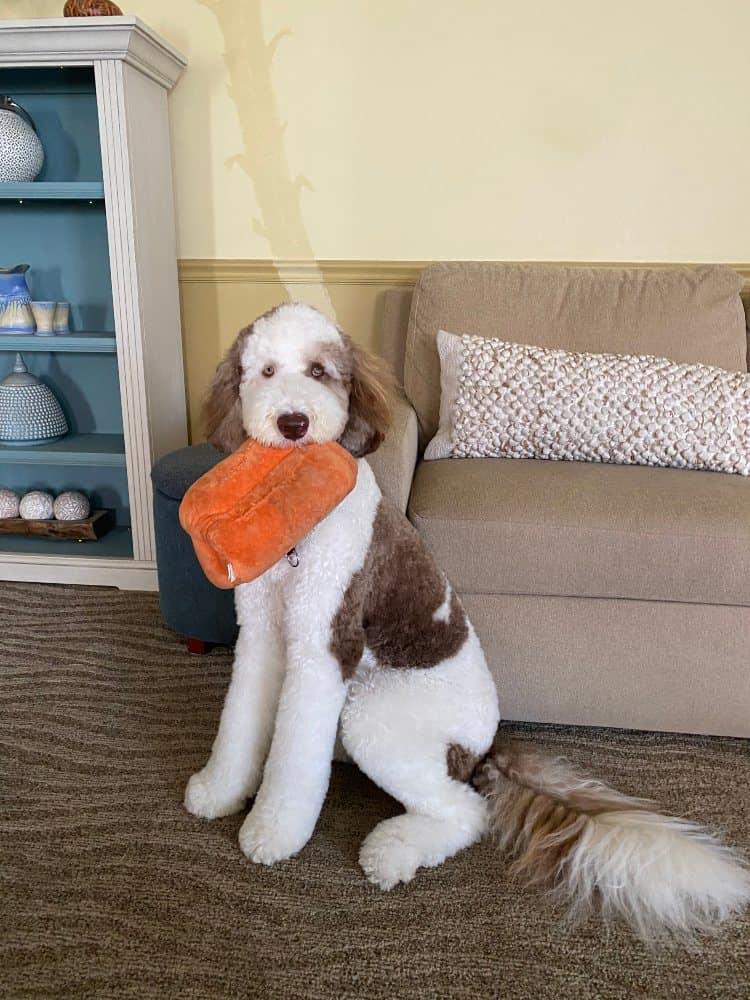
[198,0,334,317]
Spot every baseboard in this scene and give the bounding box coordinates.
[0,556,159,591]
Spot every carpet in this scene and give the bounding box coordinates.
[1,581,748,1000]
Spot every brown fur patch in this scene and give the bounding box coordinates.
[306,342,349,404]
[447,744,483,784]
[336,333,396,458]
[330,499,469,679]
[202,326,252,453]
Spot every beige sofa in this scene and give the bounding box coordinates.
[367,262,750,738]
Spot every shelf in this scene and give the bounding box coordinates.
[0,526,133,559]
[0,333,116,353]
[0,182,104,201]
[0,433,125,467]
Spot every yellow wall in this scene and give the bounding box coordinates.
[10,0,750,262]
[6,1,750,434]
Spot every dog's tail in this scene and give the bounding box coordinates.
[474,742,750,943]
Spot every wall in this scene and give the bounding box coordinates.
[6,1,750,435]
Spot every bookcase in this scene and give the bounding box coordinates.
[0,18,186,590]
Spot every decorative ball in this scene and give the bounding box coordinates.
[19,490,54,520]
[0,488,20,519]
[63,0,123,15]
[53,490,91,521]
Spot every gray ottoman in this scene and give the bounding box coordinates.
[151,444,239,652]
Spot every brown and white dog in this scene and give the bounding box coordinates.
[185,302,749,942]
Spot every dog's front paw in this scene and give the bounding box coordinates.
[238,807,311,865]
[184,769,247,820]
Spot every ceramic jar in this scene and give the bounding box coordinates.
[0,353,69,446]
[0,97,44,182]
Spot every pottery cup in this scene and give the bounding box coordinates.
[31,301,57,337]
[53,302,70,334]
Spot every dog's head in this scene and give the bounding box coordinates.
[203,303,394,457]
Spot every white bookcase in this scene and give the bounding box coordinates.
[0,18,187,590]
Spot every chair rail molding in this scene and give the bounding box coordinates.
[178,259,750,288]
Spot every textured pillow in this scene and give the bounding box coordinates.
[424,329,750,475]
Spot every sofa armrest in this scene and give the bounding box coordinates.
[366,392,419,513]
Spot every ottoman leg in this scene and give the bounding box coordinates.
[187,638,209,655]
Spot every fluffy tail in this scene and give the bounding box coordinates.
[475,742,750,943]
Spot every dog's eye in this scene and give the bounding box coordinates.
[262,364,275,378]
[310,363,325,378]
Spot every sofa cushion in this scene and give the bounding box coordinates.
[408,458,750,606]
[405,263,747,448]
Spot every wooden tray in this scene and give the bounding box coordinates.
[0,509,113,541]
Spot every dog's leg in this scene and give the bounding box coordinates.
[341,652,497,890]
[347,737,488,891]
[238,641,347,865]
[184,585,285,820]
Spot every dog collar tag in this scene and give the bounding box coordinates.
[286,547,300,568]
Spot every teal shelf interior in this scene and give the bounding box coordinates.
[0,68,103,182]
[1,202,114,332]
[0,66,132,559]
[0,461,129,530]
[0,351,123,435]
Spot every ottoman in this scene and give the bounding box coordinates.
[151,444,239,652]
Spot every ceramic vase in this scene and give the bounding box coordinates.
[0,97,44,183]
[0,265,36,334]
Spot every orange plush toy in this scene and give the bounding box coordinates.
[179,439,358,589]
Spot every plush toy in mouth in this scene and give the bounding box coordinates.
[179,438,358,589]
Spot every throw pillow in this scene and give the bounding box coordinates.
[424,329,750,475]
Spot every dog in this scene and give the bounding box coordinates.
[184,302,749,941]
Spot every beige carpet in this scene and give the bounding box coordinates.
[1,581,748,1000]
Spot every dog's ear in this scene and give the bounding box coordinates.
[202,328,251,454]
[338,336,395,458]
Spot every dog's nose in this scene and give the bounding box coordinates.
[277,412,309,441]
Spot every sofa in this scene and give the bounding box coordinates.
[367,262,750,739]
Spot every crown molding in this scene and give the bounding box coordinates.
[0,17,186,89]
[178,259,750,287]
